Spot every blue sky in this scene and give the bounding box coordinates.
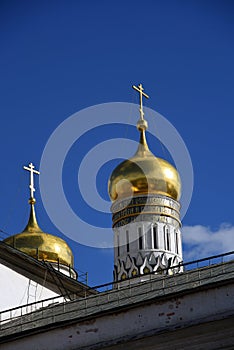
[0,0,234,286]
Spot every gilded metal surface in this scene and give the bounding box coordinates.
[23,162,40,199]
[132,83,149,123]
[3,204,74,267]
[108,130,181,202]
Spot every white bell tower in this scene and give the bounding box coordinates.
[108,84,183,282]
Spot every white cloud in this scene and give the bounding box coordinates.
[182,223,234,261]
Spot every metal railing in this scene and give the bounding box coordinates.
[92,250,234,292]
[77,270,88,285]
[0,237,88,283]
[1,250,234,332]
[0,296,67,327]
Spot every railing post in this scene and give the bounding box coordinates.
[20,308,23,333]
[85,295,87,310]
[63,302,66,314]
[150,278,154,291]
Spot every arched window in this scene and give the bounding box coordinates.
[164,226,170,251]
[138,227,143,250]
[117,235,120,256]
[175,230,179,254]
[126,230,130,253]
[153,225,158,249]
[167,229,170,251]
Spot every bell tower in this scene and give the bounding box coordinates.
[108,84,183,282]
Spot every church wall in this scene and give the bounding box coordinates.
[0,263,58,312]
[1,273,234,350]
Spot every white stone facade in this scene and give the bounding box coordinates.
[0,263,58,312]
[111,194,183,281]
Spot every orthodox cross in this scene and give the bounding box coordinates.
[132,83,149,120]
[23,162,40,199]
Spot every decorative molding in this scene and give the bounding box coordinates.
[113,214,181,228]
[111,194,180,214]
[114,252,183,281]
[112,194,183,282]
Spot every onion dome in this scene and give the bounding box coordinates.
[108,85,181,202]
[3,163,74,269]
[4,198,74,267]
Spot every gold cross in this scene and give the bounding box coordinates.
[23,162,40,199]
[132,83,149,120]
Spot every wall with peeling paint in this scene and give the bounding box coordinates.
[1,261,234,350]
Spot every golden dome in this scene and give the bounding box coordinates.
[4,199,74,267]
[108,128,181,202]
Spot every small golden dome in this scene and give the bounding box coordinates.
[108,129,181,202]
[4,200,74,267]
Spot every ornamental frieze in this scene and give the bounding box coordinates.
[112,205,180,224]
[111,195,180,214]
[113,213,181,228]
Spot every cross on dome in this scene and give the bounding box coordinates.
[23,162,40,200]
[132,83,149,121]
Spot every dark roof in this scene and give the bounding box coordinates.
[0,241,97,298]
